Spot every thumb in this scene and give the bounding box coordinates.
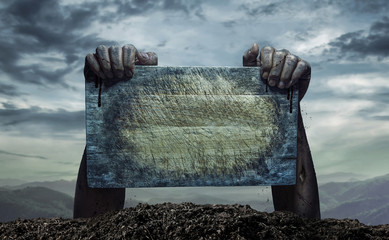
[135,51,158,65]
[243,43,259,66]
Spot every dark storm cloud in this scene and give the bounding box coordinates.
[101,0,205,21]
[222,20,236,29]
[306,0,389,14]
[162,0,190,12]
[370,17,389,35]
[240,0,389,20]
[0,149,47,160]
[0,0,116,88]
[239,2,279,17]
[0,102,18,109]
[335,0,389,14]
[100,0,155,21]
[158,0,205,17]
[0,83,22,96]
[0,105,85,136]
[325,17,389,60]
[0,0,206,89]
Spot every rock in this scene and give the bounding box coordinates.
[1,203,388,239]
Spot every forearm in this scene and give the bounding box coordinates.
[295,105,320,218]
[271,106,321,219]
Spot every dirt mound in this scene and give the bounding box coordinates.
[1,203,388,239]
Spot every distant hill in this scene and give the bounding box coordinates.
[317,172,369,185]
[319,174,389,225]
[0,179,28,187]
[0,186,73,222]
[2,179,76,198]
[1,174,388,225]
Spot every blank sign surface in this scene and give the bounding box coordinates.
[86,66,298,187]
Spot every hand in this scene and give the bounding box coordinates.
[243,43,311,101]
[84,44,158,82]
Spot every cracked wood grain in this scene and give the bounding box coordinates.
[86,66,298,188]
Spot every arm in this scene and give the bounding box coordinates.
[74,44,157,219]
[243,43,320,219]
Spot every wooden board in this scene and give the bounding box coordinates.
[86,66,298,188]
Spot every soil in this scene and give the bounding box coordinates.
[1,202,388,239]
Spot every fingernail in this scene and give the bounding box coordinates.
[278,81,285,89]
[262,72,269,79]
[269,79,275,86]
[126,70,133,78]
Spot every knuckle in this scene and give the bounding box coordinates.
[296,61,305,70]
[303,60,311,69]
[108,46,116,56]
[261,47,274,56]
[124,44,136,49]
[96,46,110,65]
[109,46,123,68]
[277,49,289,56]
[280,48,290,54]
[96,44,106,49]
[273,52,286,68]
[284,55,298,69]
[274,50,286,59]
[299,60,308,67]
[96,45,107,55]
[86,54,100,71]
[261,46,274,52]
[123,44,137,54]
[109,45,120,53]
[123,45,136,62]
[298,60,311,72]
[286,54,298,62]
[260,47,274,69]
[86,53,95,63]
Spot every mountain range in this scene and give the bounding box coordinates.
[3,179,77,197]
[320,173,389,225]
[0,186,73,222]
[0,173,388,225]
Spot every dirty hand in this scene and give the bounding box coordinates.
[84,44,158,81]
[243,43,310,101]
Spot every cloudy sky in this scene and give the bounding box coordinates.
[0,0,388,182]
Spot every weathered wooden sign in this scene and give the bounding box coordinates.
[86,66,298,188]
